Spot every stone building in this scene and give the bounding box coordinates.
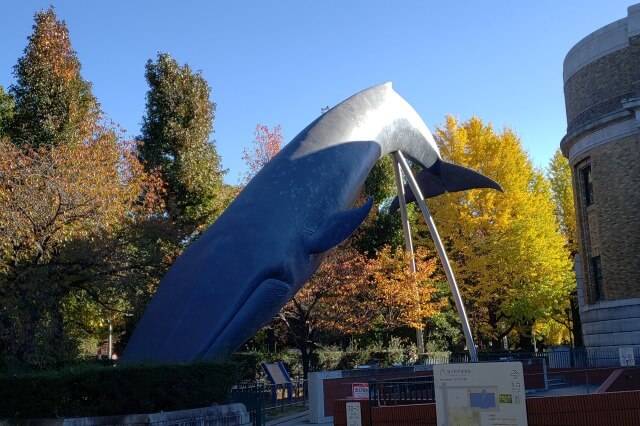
[561,4,640,357]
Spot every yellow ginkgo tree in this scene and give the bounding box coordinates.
[419,116,573,350]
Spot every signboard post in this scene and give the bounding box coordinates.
[433,362,528,426]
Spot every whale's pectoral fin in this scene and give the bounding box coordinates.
[202,278,291,359]
[390,160,503,211]
[305,197,374,254]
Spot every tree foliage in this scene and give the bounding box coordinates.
[546,148,582,347]
[8,8,100,148]
[548,149,578,256]
[422,116,573,348]
[241,124,284,182]
[0,8,170,367]
[353,156,407,255]
[0,87,14,138]
[0,136,165,366]
[276,244,444,377]
[139,53,227,231]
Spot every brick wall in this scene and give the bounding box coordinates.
[564,46,632,132]
[571,134,640,301]
[334,391,640,426]
[563,25,640,306]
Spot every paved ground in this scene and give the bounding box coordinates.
[265,410,317,426]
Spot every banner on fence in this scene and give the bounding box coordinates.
[433,362,527,426]
[351,383,369,400]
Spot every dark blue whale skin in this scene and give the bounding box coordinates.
[121,83,497,363]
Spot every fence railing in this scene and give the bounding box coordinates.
[421,347,640,369]
[230,382,266,426]
[230,379,307,426]
[368,376,435,407]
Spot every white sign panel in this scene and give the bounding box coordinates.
[345,402,362,426]
[433,362,528,426]
[619,347,635,366]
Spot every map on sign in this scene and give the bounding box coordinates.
[433,362,527,426]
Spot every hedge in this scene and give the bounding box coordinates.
[0,361,240,419]
[311,348,405,371]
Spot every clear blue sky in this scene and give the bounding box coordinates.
[1,1,635,184]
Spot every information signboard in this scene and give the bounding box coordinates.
[346,402,362,426]
[433,362,527,426]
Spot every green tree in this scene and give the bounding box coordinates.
[546,148,582,346]
[0,87,14,138]
[353,156,406,255]
[8,8,100,148]
[548,149,578,255]
[139,53,227,231]
[423,116,573,350]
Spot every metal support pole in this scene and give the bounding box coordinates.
[108,323,113,360]
[391,157,424,354]
[394,151,478,362]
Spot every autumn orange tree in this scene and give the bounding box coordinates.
[241,124,284,182]
[8,8,99,148]
[420,116,573,351]
[276,244,444,378]
[0,8,169,366]
[0,135,165,365]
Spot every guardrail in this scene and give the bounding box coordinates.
[368,376,435,407]
[230,379,307,426]
[422,347,640,369]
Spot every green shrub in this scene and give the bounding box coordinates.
[337,349,371,370]
[0,361,240,419]
[368,349,404,367]
[311,348,343,371]
[229,352,264,381]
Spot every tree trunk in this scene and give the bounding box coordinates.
[488,310,501,351]
[570,290,584,347]
[416,328,425,353]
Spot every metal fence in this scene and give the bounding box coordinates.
[230,382,266,426]
[230,379,307,426]
[368,376,435,407]
[420,347,640,369]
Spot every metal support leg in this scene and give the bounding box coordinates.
[391,157,424,354]
[394,151,478,362]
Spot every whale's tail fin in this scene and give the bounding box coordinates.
[389,159,502,211]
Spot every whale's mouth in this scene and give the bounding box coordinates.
[199,275,293,359]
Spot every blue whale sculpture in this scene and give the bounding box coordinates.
[122,83,501,363]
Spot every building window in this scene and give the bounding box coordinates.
[581,165,594,206]
[592,256,603,301]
